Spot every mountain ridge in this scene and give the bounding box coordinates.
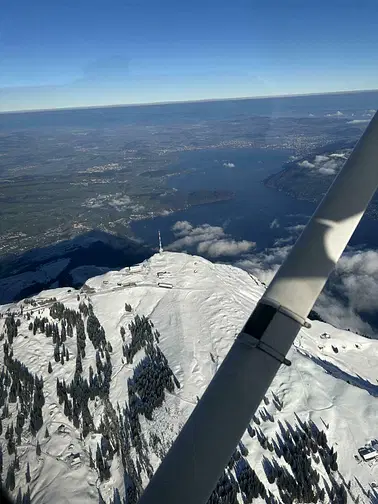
[1,251,378,504]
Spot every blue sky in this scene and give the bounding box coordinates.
[1,0,378,111]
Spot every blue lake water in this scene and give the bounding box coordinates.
[131,147,378,254]
[132,148,314,251]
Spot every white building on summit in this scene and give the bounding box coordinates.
[358,444,378,461]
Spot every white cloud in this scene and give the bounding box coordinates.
[314,155,329,164]
[198,239,255,257]
[273,236,295,247]
[363,109,376,117]
[236,245,292,286]
[297,160,315,169]
[171,220,194,237]
[347,119,370,124]
[237,259,279,285]
[167,223,224,251]
[269,218,280,229]
[285,224,306,234]
[237,241,378,337]
[332,249,378,313]
[325,111,344,117]
[223,162,235,168]
[167,221,255,258]
[318,166,336,175]
[297,152,348,177]
[315,291,373,336]
[170,221,378,336]
[320,160,339,175]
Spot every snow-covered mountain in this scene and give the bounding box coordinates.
[1,251,378,504]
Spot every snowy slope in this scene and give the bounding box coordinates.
[1,251,378,504]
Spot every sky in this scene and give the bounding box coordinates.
[1,0,378,111]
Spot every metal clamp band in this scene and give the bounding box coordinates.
[237,332,292,366]
[262,297,311,329]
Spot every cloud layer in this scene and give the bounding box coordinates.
[329,250,378,314]
[168,221,256,258]
[169,220,378,336]
[236,242,378,337]
[325,111,344,117]
[347,119,370,124]
[297,150,350,176]
[285,224,305,234]
[297,160,315,169]
[223,162,235,168]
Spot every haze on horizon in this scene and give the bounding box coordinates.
[2,88,378,115]
[1,0,378,112]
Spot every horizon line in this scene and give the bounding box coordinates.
[1,88,378,115]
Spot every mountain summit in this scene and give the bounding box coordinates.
[1,251,378,503]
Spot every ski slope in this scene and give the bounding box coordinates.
[1,251,378,503]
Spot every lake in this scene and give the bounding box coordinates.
[131,148,313,252]
[131,147,378,255]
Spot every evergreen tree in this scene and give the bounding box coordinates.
[82,404,93,438]
[67,323,73,338]
[60,352,64,365]
[64,398,72,418]
[61,324,67,342]
[87,309,106,349]
[5,462,15,491]
[26,462,30,483]
[54,342,60,362]
[89,448,95,469]
[36,440,41,456]
[45,426,49,438]
[330,459,338,471]
[76,354,82,374]
[96,444,105,480]
[48,361,53,374]
[23,486,31,504]
[239,441,249,457]
[66,348,69,361]
[2,402,9,418]
[16,488,22,504]
[9,382,17,403]
[7,429,15,455]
